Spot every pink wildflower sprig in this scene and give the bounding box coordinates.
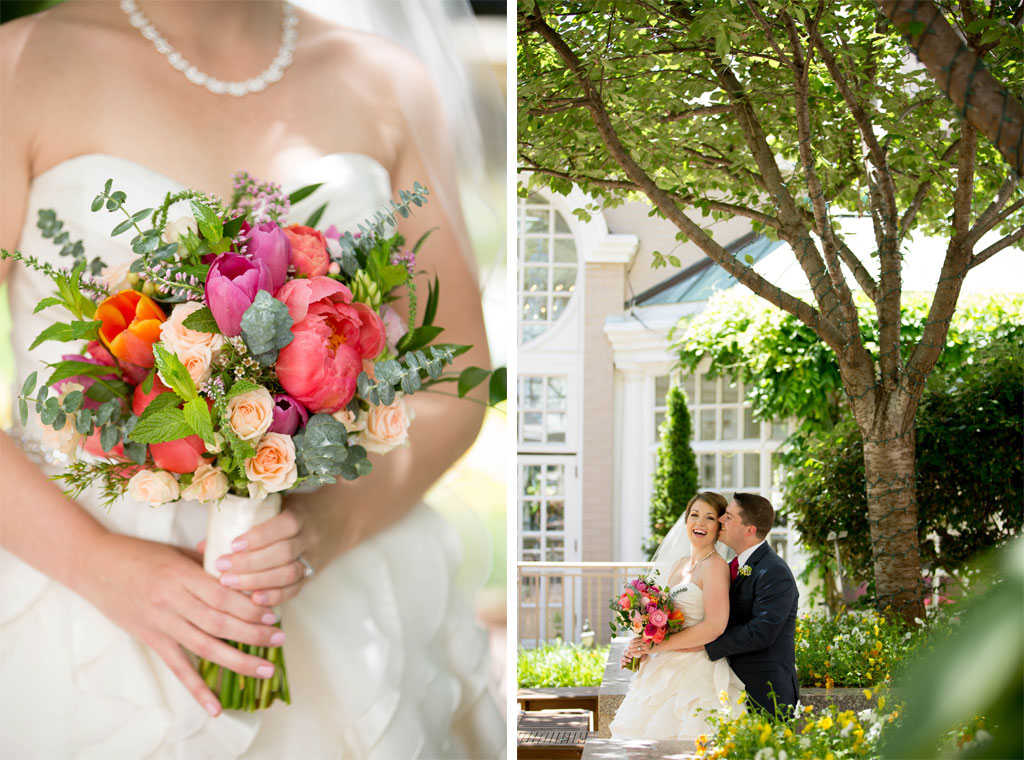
[231,171,291,224]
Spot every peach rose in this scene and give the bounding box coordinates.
[180,463,229,504]
[331,406,367,433]
[160,301,225,357]
[127,469,180,506]
[361,394,412,454]
[38,382,86,458]
[284,224,330,277]
[225,387,275,442]
[243,432,297,493]
[178,344,213,387]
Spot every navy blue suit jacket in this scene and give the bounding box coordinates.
[704,542,799,716]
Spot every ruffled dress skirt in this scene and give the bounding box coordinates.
[0,478,504,759]
[608,649,745,740]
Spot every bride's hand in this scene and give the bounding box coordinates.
[624,638,653,660]
[82,533,283,717]
[211,501,336,606]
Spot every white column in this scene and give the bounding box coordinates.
[617,368,648,560]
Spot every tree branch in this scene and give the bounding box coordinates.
[966,176,1021,246]
[970,227,1024,269]
[520,6,844,348]
[876,0,1024,175]
[952,123,978,244]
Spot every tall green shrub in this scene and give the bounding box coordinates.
[644,385,698,558]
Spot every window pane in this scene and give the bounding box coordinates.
[721,453,736,488]
[722,380,739,403]
[744,453,760,487]
[522,536,540,562]
[654,411,666,442]
[524,266,548,292]
[546,500,565,530]
[546,465,564,496]
[524,209,549,234]
[655,375,671,406]
[547,377,567,410]
[700,409,716,440]
[551,296,571,319]
[524,237,547,262]
[522,295,545,322]
[552,267,577,293]
[772,420,788,440]
[722,408,738,439]
[553,237,576,263]
[522,465,542,496]
[545,537,564,562]
[701,454,716,487]
[522,323,545,342]
[523,377,544,409]
[522,412,543,442]
[771,452,784,488]
[554,210,572,234]
[744,407,760,439]
[522,500,540,531]
[546,412,567,442]
[700,374,718,404]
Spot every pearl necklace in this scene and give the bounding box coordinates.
[686,549,715,572]
[120,0,298,97]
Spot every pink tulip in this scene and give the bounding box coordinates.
[275,277,386,413]
[204,254,274,336]
[268,393,309,436]
[243,222,291,292]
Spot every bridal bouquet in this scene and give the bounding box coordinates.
[609,573,686,671]
[4,172,504,711]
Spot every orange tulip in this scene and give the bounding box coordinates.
[96,290,166,368]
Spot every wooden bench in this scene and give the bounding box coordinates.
[517,711,591,759]
[517,687,601,730]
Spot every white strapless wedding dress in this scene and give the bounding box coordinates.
[1,154,504,759]
[608,582,745,740]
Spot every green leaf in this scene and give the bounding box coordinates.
[29,322,74,351]
[86,380,131,403]
[128,407,194,443]
[222,214,246,240]
[181,306,222,335]
[183,397,215,446]
[152,343,199,402]
[239,291,294,366]
[304,202,328,228]
[46,360,117,386]
[75,408,93,435]
[131,208,154,224]
[225,379,262,401]
[70,320,102,341]
[110,217,136,237]
[18,398,28,427]
[62,390,84,413]
[123,441,148,465]
[141,370,155,395]
[396,325,444,354]
[288,182,323,205]
[422,274,440,327]
[100,424,121,452]
[457,366,490,398]
[21,371,37,398]
[33,297,65,314]
[489,367,507,406]
[190,199,223,244]
[137,391,181,420]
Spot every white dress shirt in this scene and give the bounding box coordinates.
[737,540,767,568]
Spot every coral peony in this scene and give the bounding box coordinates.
[274,277,386,413]
[96,290,166,367]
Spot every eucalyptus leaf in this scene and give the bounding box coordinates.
[100,424,121,453]
[18,398,28,427]
[62,390,84,413]
[239,291,294,366]
[21,371,37,398]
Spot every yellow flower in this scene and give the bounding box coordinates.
[863,689,873,700]
[875,640,883,650]
[759,724,772,745]
[718,690,729,705]
[784,728,794,739]
[826,753,835,760]
[818,715,834,730]
[804,704,814,714]
[738,692,748,705]
[877,695,886,710]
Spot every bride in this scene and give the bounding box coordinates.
[609,492,745,740]
[0,2,502,758]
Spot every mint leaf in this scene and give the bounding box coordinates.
[183,397,214,446]
[181,306,221,335]
[152,343,199,402]
[128,407,193,444]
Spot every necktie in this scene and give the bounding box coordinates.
[729,557,739,581]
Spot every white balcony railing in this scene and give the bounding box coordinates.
[517,561,654,648]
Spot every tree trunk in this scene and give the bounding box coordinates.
[861,426,926,623]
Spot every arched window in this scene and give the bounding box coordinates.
[517,192,578,344]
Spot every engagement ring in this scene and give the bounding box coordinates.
[298,555,316,580]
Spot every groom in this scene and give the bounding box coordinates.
[705,493,799,717]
